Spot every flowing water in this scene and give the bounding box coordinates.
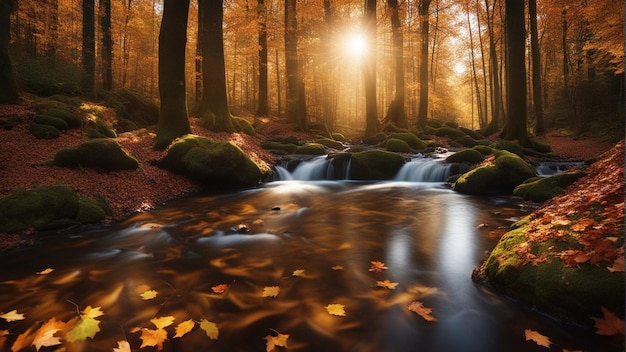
[0,178,622,351]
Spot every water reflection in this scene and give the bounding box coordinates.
[0,181,622,352]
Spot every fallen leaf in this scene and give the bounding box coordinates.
[37,268,54,275]
[408,301,436,322]
[174,319,195,338]
[262,286,280,298]
[82,306,104,319]
[524,329,551,348]
[265,332,289,352]
[66,306,103,342]
[376,280,398,289]
[151,316,175,330]
[292,269,306,277]
[112,340,131,352]
[1,310,25,322]
[0,330,8,348]
[325,304,346,316]
[32,318,65,351]
[331,265,344,270]
[369,261,388,273]
[211,283,229,294]
[200,319,219,340]
[139,327,168,351]
[607,256,624,273]
[593,306,625,336]
[11,326,35,352]
[140,289,158,300]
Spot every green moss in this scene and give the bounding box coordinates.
[350,150,405,180]
[316,137,345,150]
[233,117,255,135]
[261,141,298,154]
[159,134,261,189]
[458,127,485,140]
[268,135,303,145]
[472,145,495,155]
[386,138,412,153]
[453,166,502,194]
[389,132,426,150]
[331,133,346,142]
[494,151,537,186]
[492,140,525,157]
[34,115,68,131]
[530,139,552,153]
[383,122,408,133]
[513,171,586,202]
[53,139,138,171]
[76,197,107,224]
[46,107,83,129]
[48,94,81,106]
[29,123,60,139]
[0,185,79,233]
[434,126,466,139]
[85,116,117,138]
[296,143,326,155]
[445,149,485,164]
[454,135,479,147]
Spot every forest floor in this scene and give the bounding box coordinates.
[0,98,621,250]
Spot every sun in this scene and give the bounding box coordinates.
[344,32,368,58]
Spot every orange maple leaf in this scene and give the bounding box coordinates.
[262,286,280,298]
[408,301,436,322]
[211,284,229,294]
[265,332,289,352]
[174,319,195,338]
[524,329,551,348]
[376,280,398,290]
[139,328,168,351]
[32,318,65,351]
[593,307,625,336]
[325,304,346,316]
[369,261,388,272]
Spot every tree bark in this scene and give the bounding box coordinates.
[100,0,113,91]
[363,0,378,136]
[284,0,306,129]
[500,0,528,145]
[0,0,18,104]
[81,0,95,96]
[154,0,191,150]
[528,0,544,134]
[416,0,432,128]
[383,0,408,128]
[256,0,268,116]
[482,0,504,135]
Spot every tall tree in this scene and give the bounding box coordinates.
[528,0,544,134]
[81,0,95,96]
[500,0,528,145]
[256,0,268,116]
[383,0,408,128]
[0,0,18,104]
[416,0,432,128]
[482,0,505,135]
[363,0,378,136]
[100,0,113,91]
[154,0,191,150]
[196,0,236,132]
[284,0,306,129]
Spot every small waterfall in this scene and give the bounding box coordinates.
[275,155,351,181]
[393,158,451,182]
[535,161,585,176]
[292,156,331,180]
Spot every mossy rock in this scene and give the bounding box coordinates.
[48,94,82,107]
[513,171,586,202]
[454,151,536,195]
[434,126,466,139]
[386,138,412,153]
[0,185,79,233]
[316,137,345,150]
[458,127,485,140]
[454,135,479,148]
[445,149,485,164]
[389,132,426,150]
[46,107,83,129]
[473,145,495,155]
[331,133,346,142]
[34,114,68,131]
[481,225,624,324]
[261,141,298,154]
[453,165,502,194]
[363,132,388,146]
[85,116,117,138]
[268,135,303,146]
[53,139,138,171]
[29,123,60,139]
[233,117,255,135]
[158,134,261,189]
[530,139,552,153]
[427,120,443,128]
[492,140,525,157]
[383,122,408,133]
[76,196,111,224]
[349,150,405,180]
[296,143,326,155]
[494,150,537,186]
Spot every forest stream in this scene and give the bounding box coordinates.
[0,168,622,352]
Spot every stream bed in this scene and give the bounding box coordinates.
[0,181,622,351]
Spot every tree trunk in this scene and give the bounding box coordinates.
[0,0,18,104]
[383,0,408,128]
[154,0,191,150]
[194,0,203,106]
[256,0,268,116]
[528,0,544,134]
[284,0,306,129]
[468,11,484,126]
[121,0,131,87]
[363,0,378,136]
[81,0,95,96]
[46,0,58,65]
[416,0,432,128]
[482,0,504,135]
[500,0,528,145]
[100,0,113,91]
[196,0,235,132]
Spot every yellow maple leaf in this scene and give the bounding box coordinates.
[1,310,25,322]
[140,289,158,300]
[325,304,346,316]
[66,316,101,342]
[593,306,625,336]
[292,269,306,277]
[200,319,219,340]
[151,316,175,330]
[262,286,280,298]
[36,268,54,275]
[376,280,398,289]
[32,318,65,351]
[112,340,131,352]
[174,319,195,338]
[408,301,437,322]
[82,306,104,319]
[265,332,289,352]
[369,261,388,272]
[139,328,168,351]
[524,329,551,348]
[211,283,229,294]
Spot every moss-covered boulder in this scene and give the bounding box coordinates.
[386,138,411,153]
[513,171,586,202]
[53,139,138,171]
[454,150,536,195]
[296,143,326,155]
[316,138,345,150]
[29,123,60,139]
[261,141,298,154]
[34,114,68,131]
[473,145,495,155]
[434,126,466,139]
[233,117,255,135]
[349,150,404,180]
[389,132,426,150]
[445,148,485,164]
[458,127,485,140]
[159,134,261,189]
[492,140,525,157]
[46,107,83,129]
[0,185,111,233]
